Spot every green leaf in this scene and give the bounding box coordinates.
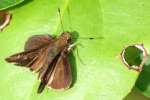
[0,0,25,10]
[1,0,150,100]
[136,56,150,97]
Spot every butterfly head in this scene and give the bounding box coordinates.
[60,32,71,43]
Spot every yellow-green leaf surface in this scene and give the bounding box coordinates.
[1,0,150,100]
[0,0,25,10]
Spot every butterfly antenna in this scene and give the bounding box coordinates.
[67,7,73,32]
[58,8,65,32]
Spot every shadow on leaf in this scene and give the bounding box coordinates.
[136,55,150,96]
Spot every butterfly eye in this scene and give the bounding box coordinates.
[67,38,71,43]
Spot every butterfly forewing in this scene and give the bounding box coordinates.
[5,35,54,72]
[47,50,72,89]
[24,34,54,51]
[5,49,39,67]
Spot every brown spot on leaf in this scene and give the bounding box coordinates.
[0,12,12,31]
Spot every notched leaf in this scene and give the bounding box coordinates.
[0,12,12,31]
[121,44,148,72]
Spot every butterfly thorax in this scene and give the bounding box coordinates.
[51,32,71,51]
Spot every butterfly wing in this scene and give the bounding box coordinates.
[37,53,60,93]
[5,49,39,67]
[5,34,54,71]
[30,47,49,72]
[47,50,72,89]
[24,34,54,51]
[37,49,72,93]
[5,46,51,73]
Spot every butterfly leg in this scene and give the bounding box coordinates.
[68,43,85,65]
[67,42,78,51]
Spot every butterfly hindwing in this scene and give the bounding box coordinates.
[37,53,60,93]
[47,50,72,89]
